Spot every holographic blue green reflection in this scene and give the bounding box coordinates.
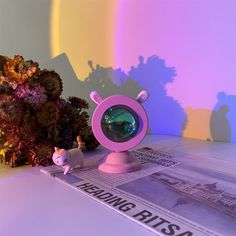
[101,105,139,142]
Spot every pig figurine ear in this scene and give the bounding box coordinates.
[136,90,149,103]
[61,149,66,154]
[90,91,103,104]
[54,147,59,151]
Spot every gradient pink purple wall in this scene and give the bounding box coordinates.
[112,0,236,142]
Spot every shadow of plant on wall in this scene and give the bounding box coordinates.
[46,54,236,142]
[127,55,186,135]
[46,53,187,136]
[210,92,235,142]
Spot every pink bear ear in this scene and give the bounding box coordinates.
[136,90,149,103]
[90,91,103,104]
[61,149,66,154]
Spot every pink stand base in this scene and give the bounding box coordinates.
[98,151,141,173]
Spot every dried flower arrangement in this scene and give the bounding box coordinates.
[0,55,99,167]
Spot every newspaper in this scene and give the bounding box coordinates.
[41,146,236,236]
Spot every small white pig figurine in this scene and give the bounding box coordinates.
[52,147,84,175]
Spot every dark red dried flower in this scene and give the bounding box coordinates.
[34,143,54,166]
[0,95,24,125]
[68,96,89,109]
[36,101,60,127]
[37,70,63,99]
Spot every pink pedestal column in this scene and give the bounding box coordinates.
[98,151,141,173]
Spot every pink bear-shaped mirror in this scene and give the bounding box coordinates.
[90,90,149,173]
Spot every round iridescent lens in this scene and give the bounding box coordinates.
[101,105,139,142]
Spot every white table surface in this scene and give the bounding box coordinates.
[1,135,236,236]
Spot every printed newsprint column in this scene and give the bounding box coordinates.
[41,147,236,236]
